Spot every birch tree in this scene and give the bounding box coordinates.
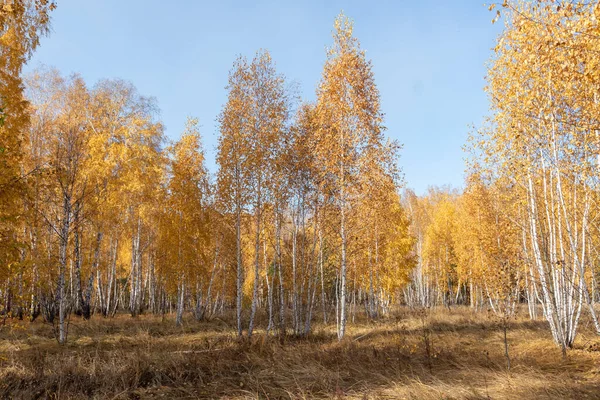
[314,13,387,339]
[480,0,600,352]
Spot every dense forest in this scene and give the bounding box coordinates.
[1,5,414,343]
[2,1,600,398]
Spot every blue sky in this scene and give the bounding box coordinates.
[25,0,502,195]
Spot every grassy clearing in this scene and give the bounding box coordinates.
[0,307,599,399]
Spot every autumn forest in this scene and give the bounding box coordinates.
[1,1,600,399]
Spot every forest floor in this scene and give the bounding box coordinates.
[0,307,599,399]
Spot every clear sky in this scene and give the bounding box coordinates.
[25,0,502,195]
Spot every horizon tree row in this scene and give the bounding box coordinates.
[403,0,600,355]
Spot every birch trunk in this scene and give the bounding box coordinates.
[57,194,71,344]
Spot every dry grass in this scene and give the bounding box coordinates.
[0,307,599,399]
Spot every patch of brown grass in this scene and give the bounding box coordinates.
[0,307,599,399]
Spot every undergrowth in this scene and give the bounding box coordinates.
[0,307,599,399]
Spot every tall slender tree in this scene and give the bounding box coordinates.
[314,13,387,339]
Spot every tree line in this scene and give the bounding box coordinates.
[0,3,413,343]
[404,0,600,356]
